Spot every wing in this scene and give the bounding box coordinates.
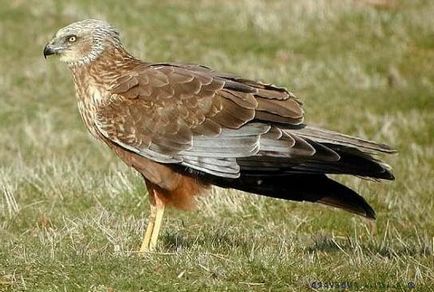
[95,63,393,180]
[95,63,305,178]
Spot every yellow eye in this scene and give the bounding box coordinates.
[68,35,77,42]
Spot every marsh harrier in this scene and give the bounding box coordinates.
[44,19,395,252]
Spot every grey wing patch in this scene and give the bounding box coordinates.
[180,123,270,158]
[182,135,261,158]
[178,123,270,177]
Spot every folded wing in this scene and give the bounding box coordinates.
[95,63,394,181]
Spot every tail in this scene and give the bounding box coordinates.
[210,174,376,219]
[178,123,396,218]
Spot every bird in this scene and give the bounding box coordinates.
[43,19,395,252]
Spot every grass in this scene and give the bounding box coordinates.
[0,0,433,290]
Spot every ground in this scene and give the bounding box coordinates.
[0,0,433,291]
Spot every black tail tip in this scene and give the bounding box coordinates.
[364,205,376,220]
[381,168,395,180]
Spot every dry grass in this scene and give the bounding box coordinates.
[0,0,433,290]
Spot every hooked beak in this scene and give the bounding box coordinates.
[43,44,56,59]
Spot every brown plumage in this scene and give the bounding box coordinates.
[44,19,395,251]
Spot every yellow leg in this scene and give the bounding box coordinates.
[139,191,165,253]
[139,205,156,252]
[149,205,165,250]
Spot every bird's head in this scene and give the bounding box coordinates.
[43,19,121,66]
